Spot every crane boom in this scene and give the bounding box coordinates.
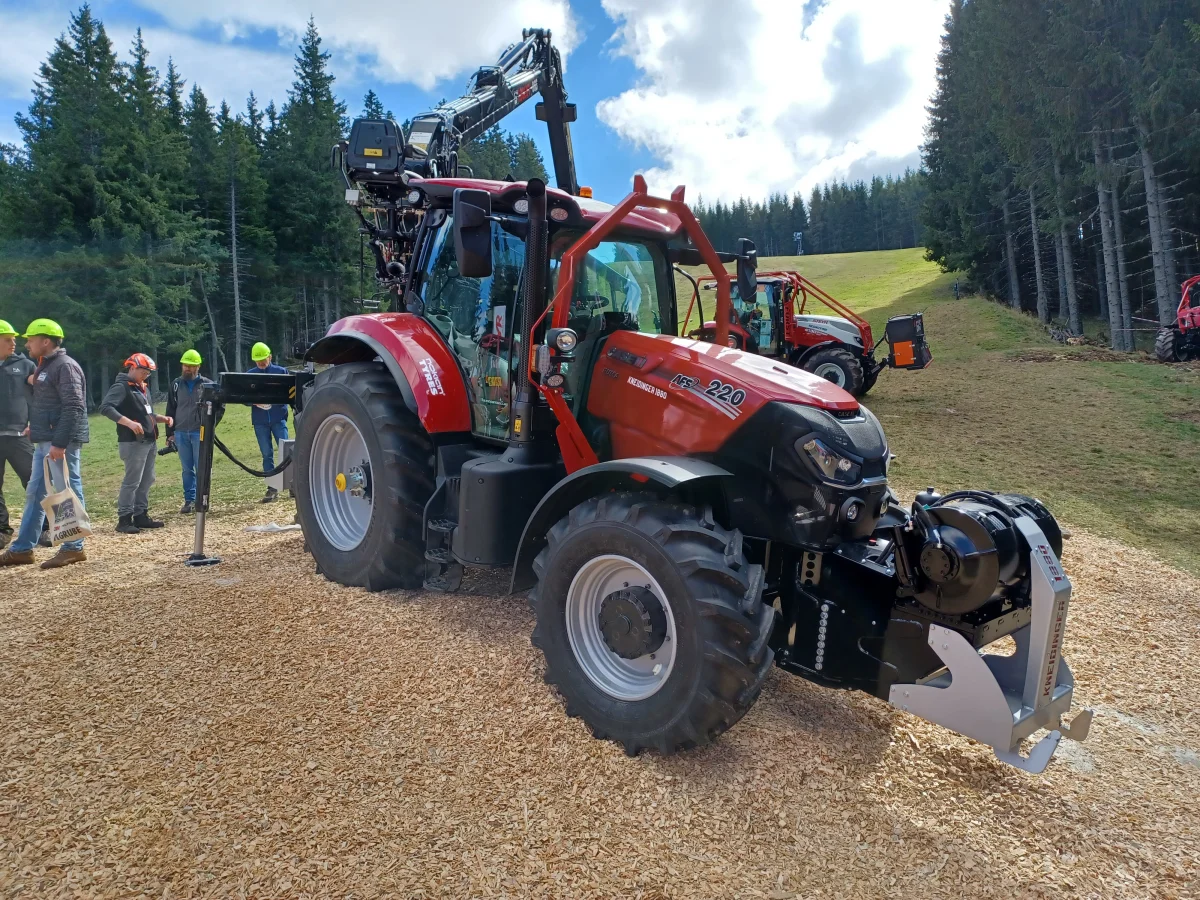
[402,28,578,195]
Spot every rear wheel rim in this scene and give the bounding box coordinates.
[813,361,847,386]
[565,554,677,701]
[310,413,373,551]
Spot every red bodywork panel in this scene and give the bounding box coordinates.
[326,313,472,433]
[1179,276,1200,332]
[587,331,859,459]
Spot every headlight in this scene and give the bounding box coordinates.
[550,328,578,353]
[797,437,861,485]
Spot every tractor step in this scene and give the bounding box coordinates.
[428,518,457,535]
[425,547,455,564]
[423,564,463,593]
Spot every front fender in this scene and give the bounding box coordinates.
[306,313,472,434]
[508,456,733,593]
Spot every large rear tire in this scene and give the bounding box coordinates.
[294,361,434,590]
[802,346,866,395]
[530,493,775,755]
[1155,328,1180,362]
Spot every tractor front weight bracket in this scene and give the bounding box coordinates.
[888,517,1093,773]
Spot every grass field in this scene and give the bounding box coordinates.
[679,248,1200,574]
[6,247,1199,571]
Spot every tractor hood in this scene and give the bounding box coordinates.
[661,335,860,413]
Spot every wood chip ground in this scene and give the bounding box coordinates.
[2,503,1198,899]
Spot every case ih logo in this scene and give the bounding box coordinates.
[418,358,445,396]
[627,376,666,399]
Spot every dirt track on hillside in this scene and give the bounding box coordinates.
[2,506,1199,899]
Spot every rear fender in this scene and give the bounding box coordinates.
[306,313,472,434]
[509,457,733,593]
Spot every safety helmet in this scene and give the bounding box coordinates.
[0,319,17,337]
[23,318,64,339]
[125,352,157,372]
[251,341,271,362]
[180,349,202,365]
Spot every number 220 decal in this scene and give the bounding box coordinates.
[705,380,746,407]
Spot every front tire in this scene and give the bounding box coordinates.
[294,362,434,590]
[1155,328,1180,362]
[802,346,865,395]
[530,493,774,755]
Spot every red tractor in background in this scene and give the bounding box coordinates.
[677,256,931,397]
[1156,275,1200,362]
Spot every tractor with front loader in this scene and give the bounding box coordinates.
[678,262,931,396]
[185,30,1091,772]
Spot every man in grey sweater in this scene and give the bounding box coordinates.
[0,318,90,569]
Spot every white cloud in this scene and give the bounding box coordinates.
[596,0,946,202]
[127,0,579,91]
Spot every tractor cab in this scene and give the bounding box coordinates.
[1156,275,1200,362]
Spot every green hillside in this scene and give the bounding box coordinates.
[680,248,1200,574]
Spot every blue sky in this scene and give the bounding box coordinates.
[0,0,948,203]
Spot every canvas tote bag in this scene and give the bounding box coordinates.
[40,455,93,545]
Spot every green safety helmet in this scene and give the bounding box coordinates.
[23,318,64,339]
[180,349,203,365]
[251,341,271,362]
[0,319,17,337]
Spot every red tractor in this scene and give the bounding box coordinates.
[1155,275,1200,362]
[186,32,1091,771]
[678,260,931,397]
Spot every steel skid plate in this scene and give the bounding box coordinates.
[888,517,1093,773]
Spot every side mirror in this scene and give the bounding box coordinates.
[736,237,757,303]
[453,188,493,278]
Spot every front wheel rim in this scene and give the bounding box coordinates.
[813,361,847,385]
[310,413,374,551]
[565,554,678,701]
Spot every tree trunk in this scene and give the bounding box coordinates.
[321,276,331,331]
[1028,186,1048,323]
[1136,120,1172,324]
[1053,232,1068,322]
[1093,132,1124,350]
[1002,196,1021,310]
[1053,157,1081,334]
[198,272,230,371]
[1162,185,1179,302]
[1109,177,1133,351]
[230,176,243,371]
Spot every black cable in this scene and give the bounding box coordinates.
[212,434,293,478]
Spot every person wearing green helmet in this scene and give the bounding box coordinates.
[248,341,288,503]
[0,318,89,569]
[0,319,51,550]
[166,349,220,514]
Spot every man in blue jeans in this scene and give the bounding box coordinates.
[0,318,89,569]
[249,341,288,503]
[165,349,219,514]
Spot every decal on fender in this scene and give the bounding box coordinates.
[418,357,445,396]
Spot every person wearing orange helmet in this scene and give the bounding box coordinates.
[99,353,173,534]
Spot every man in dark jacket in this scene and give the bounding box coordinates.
[0,318,50,549]
[248,341,289,503]
[165,349,217,514]
[100,353,173,534]
[0,318,90,569]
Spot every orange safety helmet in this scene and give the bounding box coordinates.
[124,352,157,371]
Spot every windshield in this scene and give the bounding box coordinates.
[550,234,672,337]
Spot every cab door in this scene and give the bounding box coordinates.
[416,217,526,441]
